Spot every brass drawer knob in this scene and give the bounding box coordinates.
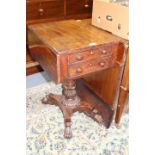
[76,55,83,61]
[76,67,83,73]
[84,4,89,8]
[99,62,105,67]
[38,8,44,15]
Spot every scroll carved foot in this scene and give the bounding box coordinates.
[94,114,104,124]
[91,108,104,124]
[64,122,72,139]
[42,95,50,104]
[42,93,61,105]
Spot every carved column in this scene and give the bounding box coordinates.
[62,80,80,107]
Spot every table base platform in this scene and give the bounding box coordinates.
[42,80,113,138]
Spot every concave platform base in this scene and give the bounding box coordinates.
[42,80,113,138]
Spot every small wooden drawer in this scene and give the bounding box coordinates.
[68,44,112,64]
[26,0,64,21]
[68,56,112,78]
[66,0,93,16]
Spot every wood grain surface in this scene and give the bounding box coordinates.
[28,19,127,53]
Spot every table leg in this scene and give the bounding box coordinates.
[42,80,80,138]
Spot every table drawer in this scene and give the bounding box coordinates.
[68,44,112,64]
[26,0,64,20]
[66,0,93,16]
[68,56,112,78]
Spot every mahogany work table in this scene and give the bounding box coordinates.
[28,19,127,138]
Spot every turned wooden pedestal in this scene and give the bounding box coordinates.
[42,80,113,138]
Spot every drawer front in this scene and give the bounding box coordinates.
[68,44,112,64]
[66,0,93,16]
[26,0,64,21]
[68,56,112,78]
[26,2,41,20]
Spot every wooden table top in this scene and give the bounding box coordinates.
[28,19,127,54]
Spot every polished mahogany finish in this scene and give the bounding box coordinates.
[26,0,93,75]
[28,19,126,83]
[115,50,129,124]
[28,19,127,138]
[83,42,127,106]
[68,56,112,78]
[68,44,112,64]
[26,0,64,21]
[66,0,93,17]
[83,43,129,124]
